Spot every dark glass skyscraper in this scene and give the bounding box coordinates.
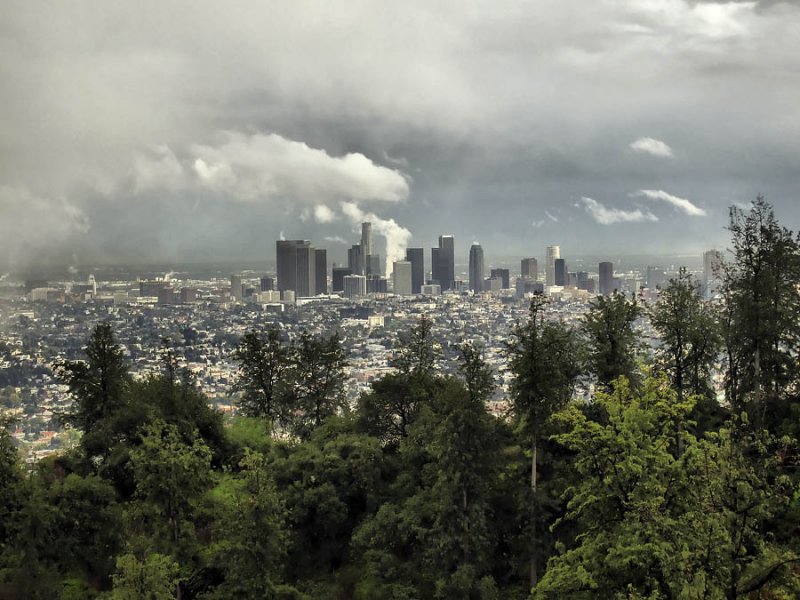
[469,243,484,292]
[521,257,538,280]
[490,268,510,289]
[332,267,352,292]
[348,244,362,276]
[599,261,614,296]
[314,248,327,295]
[277,240,315,297]
[554,258,567,286]
[435,235,455,291]
[405,247,424,294]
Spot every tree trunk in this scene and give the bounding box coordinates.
[530,435,538,590]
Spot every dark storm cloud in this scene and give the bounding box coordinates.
[2,0,800,270]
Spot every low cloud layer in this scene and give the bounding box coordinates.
[0,186,90,267]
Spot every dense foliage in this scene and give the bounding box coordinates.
[1,199,799,599]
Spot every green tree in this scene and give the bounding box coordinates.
[127,419,213,596]
[48,473,123,587]
[506,296,582,588]
[650,270,724,437]
[352,379,501,599]
[273,419,385,587]
[203,451,288,599]
[583,292,642,390]
[720,197,800,428]
[0,419,22,558]
[390,314,440,379]
[358,315,443,442]
[288,331,348,438]
[233,328,291,424]
[57,322,131,458]
[536,376,800,599]
[111,553,180,600]
[457,342,495,403]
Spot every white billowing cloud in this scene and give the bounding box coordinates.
[629,137,673,158]
[0,186,90,264]
[190,132,409,204]
[340,201,411,277]
[636,189,707,216]
[581,197,658,225]
[314,204,337,223]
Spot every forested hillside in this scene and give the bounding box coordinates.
[1,198,799,599]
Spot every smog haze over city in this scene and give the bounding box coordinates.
[3,1,800,275]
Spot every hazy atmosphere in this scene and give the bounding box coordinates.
[3,0,800,269]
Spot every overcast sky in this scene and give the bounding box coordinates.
[2,0,800,271]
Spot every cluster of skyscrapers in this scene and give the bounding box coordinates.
[266,223,725,302]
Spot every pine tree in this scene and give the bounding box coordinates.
[583,292,642,390]
[506,296,582,588]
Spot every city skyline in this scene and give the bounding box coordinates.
[3,3,800,271]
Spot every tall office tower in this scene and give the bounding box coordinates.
[230,274,243,301]
[576,271,591,290]
[260,276,274,292]
[315,249,327,295]
[276,240,315,297]
[599,261,614,296]
[367,254,381,277]
[332,267,352,293]
[393,261,413,295]
[490,268,510,289]
[348,244,363,276]
[437,235,456,291]
[554,259,567,286]
[405,248,424,294]
[703,249,723,297]
[646,266,667,290]
[343,274,367,299]
[431,247,440,283]
[88,274,97,295]
[469,243,485,292]
[546,246,560,286]
[521,257,538,280]
[361,222,373,275]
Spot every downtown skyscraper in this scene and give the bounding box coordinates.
[277,240,316,297]
[469,242,484,292]
[405,247,424,294]
[599,261,614,296]
[432,235,455,291]
[546,245,560,286]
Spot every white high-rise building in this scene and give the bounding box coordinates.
[361,222,373,276]
[393,261,413,296]
[546,245,560,286]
